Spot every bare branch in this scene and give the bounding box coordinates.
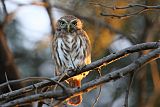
[0,77,67,101]
[90,2,160,10]
[1,48,159,106]
[90,2,160,18]
[0,42,159,102]
[92,68,102,107]
[0,77,48,89]
[100,9,147,19]
[0,77,66,89]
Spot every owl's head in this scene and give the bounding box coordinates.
[56,15,83,32]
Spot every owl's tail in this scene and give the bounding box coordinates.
[67,79,82,106]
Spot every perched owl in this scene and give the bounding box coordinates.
[52,15,91,106]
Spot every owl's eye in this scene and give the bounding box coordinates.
[72,21,77,26]
[59,20,66,26]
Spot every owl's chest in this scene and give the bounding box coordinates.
[59,34,80,51]
[57,34,84,56]
[57,34,84,67]
[64,34,75,49]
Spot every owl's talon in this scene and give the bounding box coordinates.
[76,66,81,71]
[67,67,74,71]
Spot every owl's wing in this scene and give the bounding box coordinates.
[51,37,56,60]
[51,36,60,76]
[82,30,91,65]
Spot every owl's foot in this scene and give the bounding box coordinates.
[64,67,75,76]
[65,66,81,76]
[67,67,75,71]
[76,65,81,71]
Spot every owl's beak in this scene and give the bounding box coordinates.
[67,25,70,32]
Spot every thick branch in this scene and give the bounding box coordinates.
[0,42,159,101]
[1,48,159,106]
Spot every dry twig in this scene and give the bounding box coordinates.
[4,72,12,92]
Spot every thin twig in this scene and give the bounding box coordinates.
[45,78,67,91]
[123,72,134,107]
[0,77,56,89]
[4,72,12,92]
[92,68,102,107]
[53,71,70,92]
[100,9,147,19]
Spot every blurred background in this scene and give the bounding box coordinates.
[0,0,159,107]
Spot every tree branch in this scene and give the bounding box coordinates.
[1,0,8,16]
[90,2,160,10]
[43,0,55,36]
[0,42,159,102]
[123,72,134,107]
[1,48,159,106]
[100,9,147,19]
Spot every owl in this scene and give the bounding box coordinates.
[52,15,91,106]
